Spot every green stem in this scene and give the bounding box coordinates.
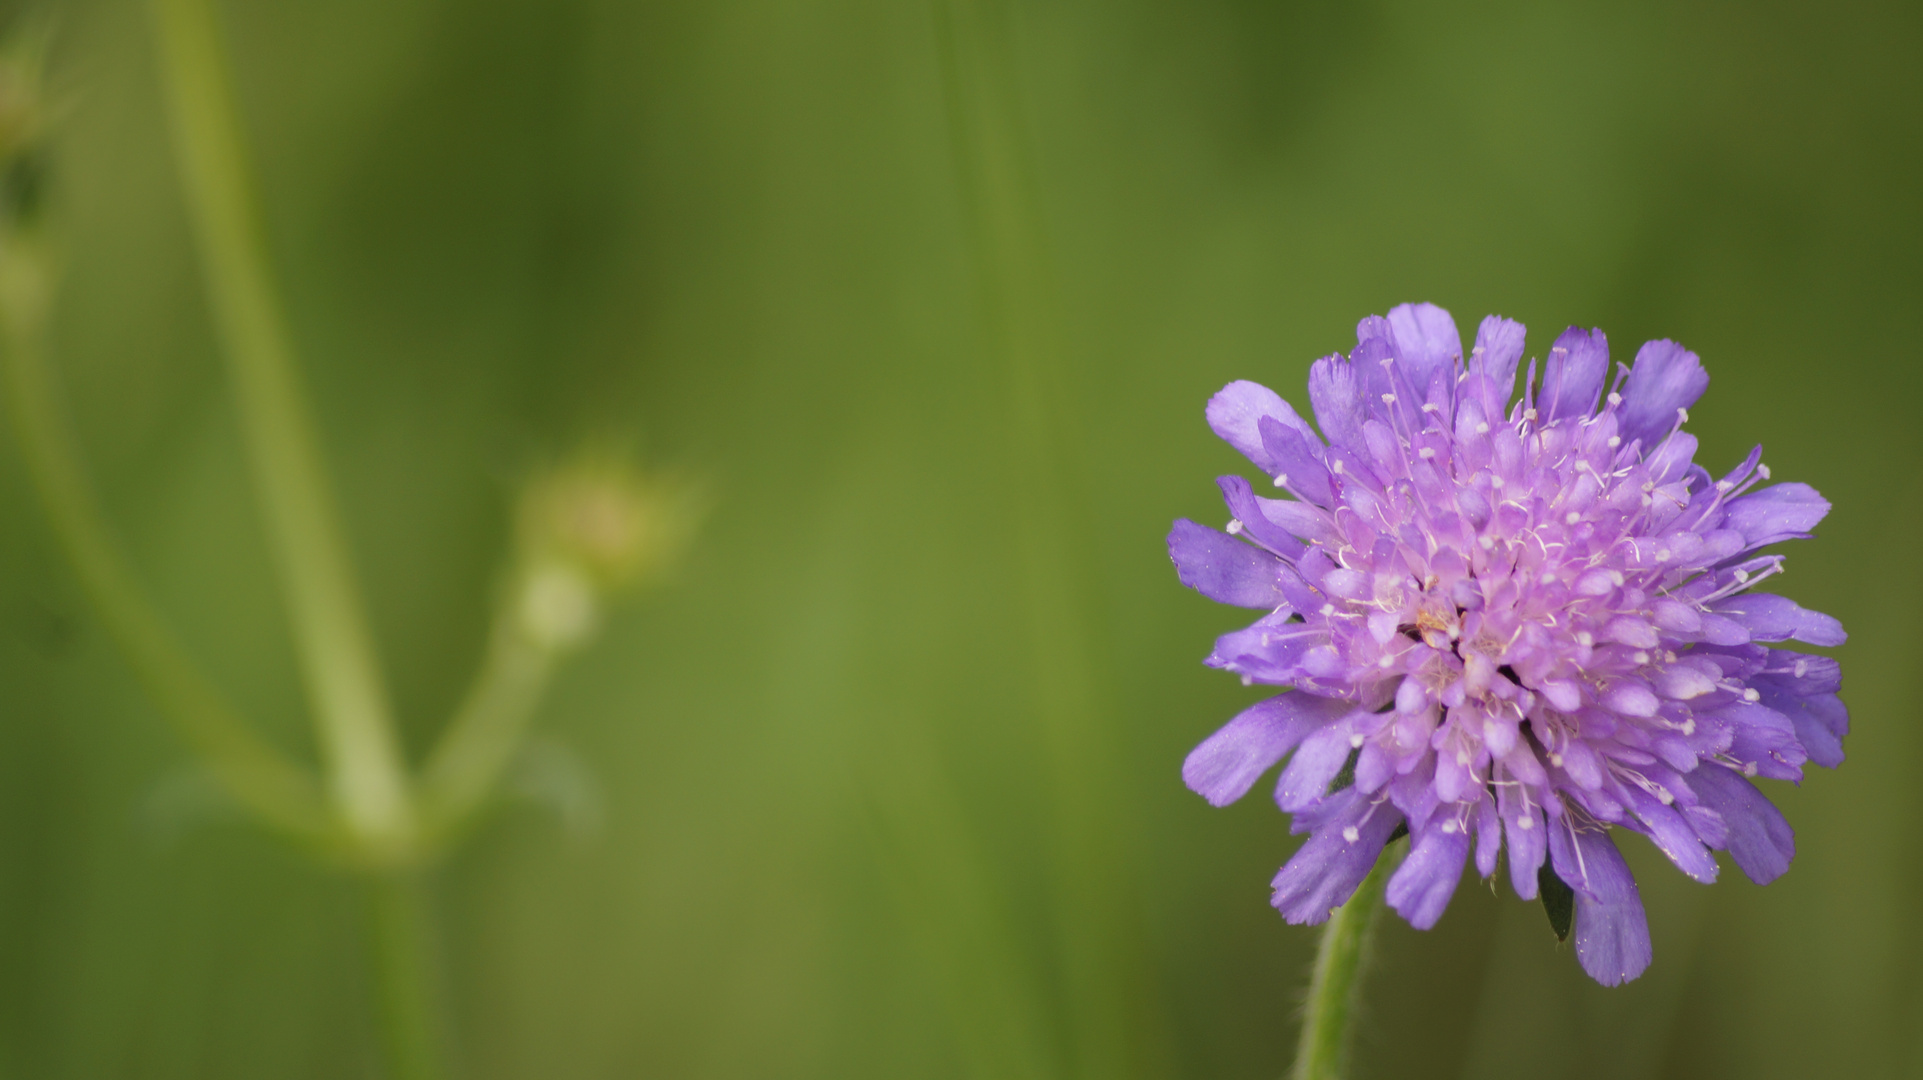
[366,873,452,1080]
[417,602,557,841]
[147,0,414,853]
[1292,857,1390,1080]
[0,242,330,842]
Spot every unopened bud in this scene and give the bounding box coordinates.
[516,449,703,595]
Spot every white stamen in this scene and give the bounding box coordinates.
[1227,519,1243,535]
[1517,815,1534,830]
[1441,820,1459,834]
[1490,475,1505,488]
[1240,674,1252,686]
[1758,463,1772,479]
[1632,651,1650,665]
[1549,753,1564,767]
[1422,402,1441,413]
[1576,631,1594,647]
[1607,435,1621,448]
[1478,535,1495,550]
[1378,655,1395,668]
[1607,392,1623,406]
[1382,393,1397,405]
[1734,569,1750,583]
[1475,422,1490,434]
[1342,826,1360,843]
[1350,733,1365,749]
[1524,408,1539,422]
[1273,473,1289,488]
[1418,447,1436,459]
[1332,460,1346,474]
[1744,688,1760,702]
[1656,549,1671,561]
[1793,659,1808,678]
[1565,511,1581,525]
[1677,407,1689,422]
[1320,603,1336,616]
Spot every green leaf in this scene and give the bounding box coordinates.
[1538,863,1575,942]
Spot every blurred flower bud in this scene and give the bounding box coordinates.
[511,449,702,649]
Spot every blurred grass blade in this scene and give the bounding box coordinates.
[932,1,1170,1075]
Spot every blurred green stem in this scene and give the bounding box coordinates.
[148,0,415,855]
[0,241,330,842]
[1292,858,1389,1080]
[367,873,452,1080]
[418,598,557,839]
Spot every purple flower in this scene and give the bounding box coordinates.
[1170,303,1845,985]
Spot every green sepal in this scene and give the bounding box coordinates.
[1538,863,1575,942]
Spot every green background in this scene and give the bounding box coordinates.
[0,0,1916,1076]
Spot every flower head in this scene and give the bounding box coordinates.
[1169,303,1845,985]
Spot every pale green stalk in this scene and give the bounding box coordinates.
[1292,859,1390,1080]
[417,605,557,840]
[146,0,414,854]
[0,242,329,843]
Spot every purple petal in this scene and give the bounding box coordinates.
[1275,713,1367,812]
[1206,612,1324,684]
[1168,519,1293,609]
[1624,786,1717,883]
[1502,799,1546,899]
[1752,684,1848,768]
[1385,302,1463,394]
[1708,593,1847,647]
[1753,651,1841,696]
[1182,693,1352,807]
[1617,339,1708,451]
[1386,822,1469,929]
[1308,356,1366,451]
[1215,476,1307,559]
[1474,796,1502,879]
[1206,381,1319,475]
[1723,483,1831,549]
[1645,431,1699,486]
[1541,326,1609,422]
[1686,765,1795,885]
[1257,416,1336,506]
[1271,789,1404,925]
[1548,824,1652,986]
[1470,315,1525,388]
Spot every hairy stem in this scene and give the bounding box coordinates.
[1292,857,1390,1080]
[147,0,414,853]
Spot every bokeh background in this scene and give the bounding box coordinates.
[0,0,1915,1076]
